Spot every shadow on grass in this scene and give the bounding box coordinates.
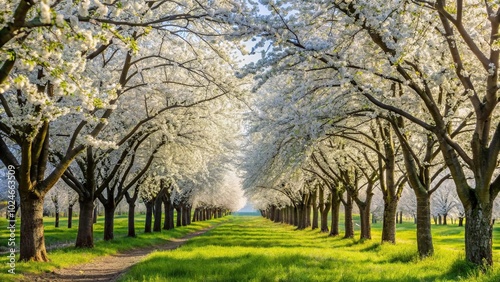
[121,251,493,282]
[360,243,381,252]
[437,258,483,281]
[386,249,418,263]
[121,253,349,282]
[120,217,497,282]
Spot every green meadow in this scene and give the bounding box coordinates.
[119,216,500,282]
[0,214,228,282]
[3,214,500,281]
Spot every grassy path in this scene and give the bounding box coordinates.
[1,216,228,282]
[21,226,217,282]
[119,216,500,282]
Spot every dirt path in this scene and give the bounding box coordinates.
[21,227,216,282]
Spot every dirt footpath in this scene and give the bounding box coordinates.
[21,227,214,282]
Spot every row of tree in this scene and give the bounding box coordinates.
[240,0,500,267]
[257,181,500,235]
[2,0,499,269]
[0,0,249,261]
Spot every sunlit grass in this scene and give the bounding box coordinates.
[0,214,227,282]
[120,216,500,282]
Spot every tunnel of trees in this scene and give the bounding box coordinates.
[0,0,499,270]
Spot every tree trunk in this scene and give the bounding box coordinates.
[318,186,329,232]
[127,201,136,237]
[357,202,371,240]
[273,207,280,222]
[168,201,175,229]
[54,205,60,228]
[93,206,98,223]
[19,195,49,261]
[416,192,434,258]
[153,195,163,232]
[75,197,94,248]
[182,205,188,226]
[176,206,182,227]
[187,207,192,225]
[459,217,464,227]
[144,200,153,233]
[302,204,308,229]
[330,192,340,237]
[192,208,198,223]
[163,196,174,230]
[443,214,448,225]
[293,206,298,226]
[103,204,115,241]
[201,208,207,221]
[306,204,311,227]
[381,199,398,243]
[465,203,493,266]
[343,193,354,239]
[297,204,306,230]
[68,204,73,229]
[312,191,319,230]
[320,202,330,233]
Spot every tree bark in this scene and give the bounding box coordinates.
[181,205,187,226]
[68,204,73,229]
[297,204,306,230]
[312,190,319,230]
[273,206,280,222]
[153,195,163,232]
[163,195,174,230]
[192,208,198,223]
[330,192,340,236]
[293,206,298,226]
[103,203,115,240]
[201,208,207,221]
[416,192,434,258]
[306,203,311,227]
[54,202,60,228]
[19,195,48,262]
[75,197,94,248]
[144,200,153,233]
[357,202,372,240]
[381,198,398,243]
[176,206,182,227]
[93,206,98,224]
[343,193,354,239]
[465,203,493,266]
[127,201,136,237]
[320,202,330,233]
[187,206,192,225]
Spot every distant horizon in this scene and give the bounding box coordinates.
[237,202,257,213]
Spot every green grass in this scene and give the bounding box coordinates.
[0,214,227,282]
[119,216,500,282]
